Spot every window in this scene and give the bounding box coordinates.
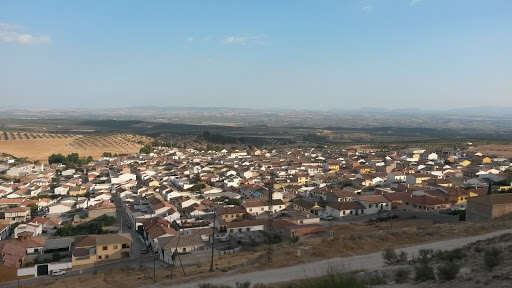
[98,256,102,260]
[230,229,234,233]
[343,211,346,215]
[260,208,264,211]
[249,208,252,212]
[113,245,118,250]
[238,228,242,232]
[350,211,353,215]
[105,255,109,259]
[103,246,108,251]
[246,228,250,231]
[369,204,372,208]
[183,248,186,252]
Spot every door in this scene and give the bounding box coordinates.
[37,264,49,276]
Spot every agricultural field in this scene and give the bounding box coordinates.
[0,131,152,162]
[466,145,512,158]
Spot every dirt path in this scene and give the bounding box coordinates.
[169,228,512,288]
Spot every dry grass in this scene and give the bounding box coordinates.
[0,132,152,161]
[466,145,512,158]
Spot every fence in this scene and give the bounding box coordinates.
[17,261,72,277]
[218,247,241,255]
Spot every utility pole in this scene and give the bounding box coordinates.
[209,208,216,272]
[266,178,274,264]
[153,255,156,279]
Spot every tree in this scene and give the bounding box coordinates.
[27,203,38,213]
[139,144,153,154]
[52,252,62,263]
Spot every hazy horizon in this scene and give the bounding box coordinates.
[1,1,511,110]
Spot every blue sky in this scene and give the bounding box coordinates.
[1,0,511,110]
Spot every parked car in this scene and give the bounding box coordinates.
[52,270,66,276]
[320,215,333,221]
[218,235,229,242]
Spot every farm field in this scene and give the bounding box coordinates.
[466,144,512,158]
[0,131,152,162]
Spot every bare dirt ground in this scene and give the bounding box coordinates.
[0,132,152,161]
[466,144,512,158]
[22,216,512,288]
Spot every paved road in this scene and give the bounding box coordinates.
[171,228,512,288]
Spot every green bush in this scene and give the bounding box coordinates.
[437,262,460,281]
[382,248,408,265]
[394,268,411,283]
[414,263,435,282]
[289,266,370,288]
[51,252,62,263]
[484,247,502,269]
[435,248,466,262]
[416,249,434,264]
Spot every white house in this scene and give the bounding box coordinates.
[14,222,43,238]
[325,201,366,218]
[387,172,407,185]
[428,153,439,160]
[358,195,391,215]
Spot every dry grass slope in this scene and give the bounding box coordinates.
[0,131,153,161]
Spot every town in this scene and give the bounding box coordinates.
[1,141,511,285]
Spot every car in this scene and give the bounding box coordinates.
[218,235,229,242]
[51,269,66,276]
[321,215,333,221]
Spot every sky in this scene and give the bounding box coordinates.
[1,0,511,110]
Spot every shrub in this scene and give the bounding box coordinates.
[382,248,408,265]
[366,272,387,285]
[394,268,411,283]
[414,263,435,282]
[437,262,460,281]
[416,249,434,264]
[435,248,466,262]
[292,266,370,288]
[484,247,502,269]
[235,283,251,288]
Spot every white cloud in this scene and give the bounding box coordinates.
[186,37,194,42]
[0,23,51,45]
[222,35,266,45]
[361,5,373,14]
[409,0,422,6]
